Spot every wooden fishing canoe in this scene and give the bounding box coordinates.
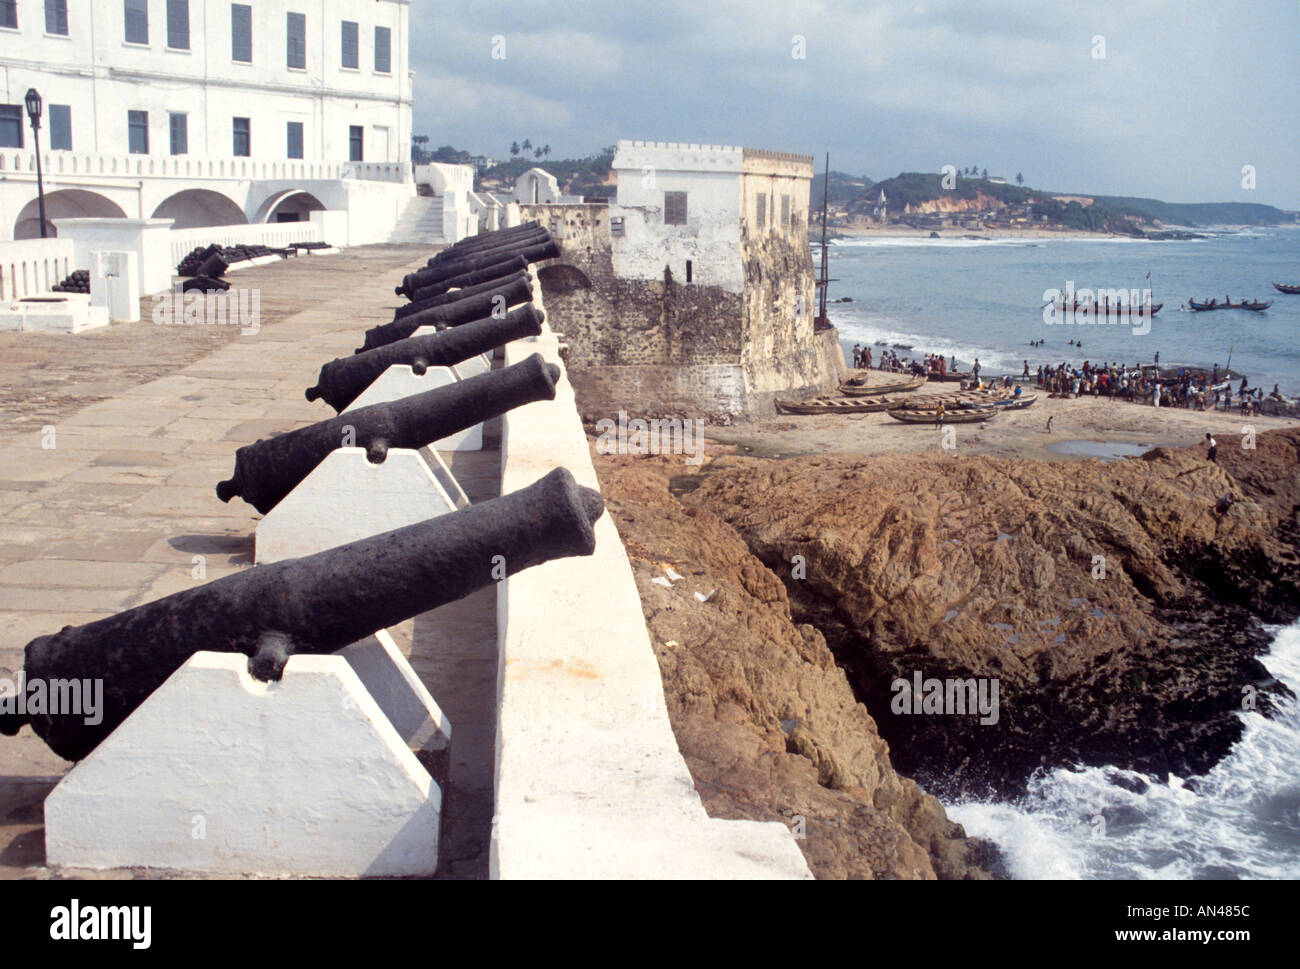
[838,375,927,397]
[887,407,998,424]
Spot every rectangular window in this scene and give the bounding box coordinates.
[233,116,250,157]
[124,0,148,43]
[349,125,363,162]
[341,20,358,69]
[165,0,188,49]
[781,194,791,226]
[374,26,391,72]
[286,121,303,159]
[49,104,72,150]
[0,105,23,148]
[0,1,17,30]
[610,216,625,237]
[128,110,149,154]
[664,191,688,226]
[169,113,188,155]
[286,11,306,69]
[756,192,767,228]
[231,3,252,62]
[45,0,68,35]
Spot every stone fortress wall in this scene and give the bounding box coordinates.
[523,141,845,423]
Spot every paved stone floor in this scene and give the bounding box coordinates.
[0,244,501,879]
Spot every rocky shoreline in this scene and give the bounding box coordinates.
[591,428,1300,878]
[688,430,1300,801]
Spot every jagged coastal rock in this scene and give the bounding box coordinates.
[687,430,1300,799]
[593,453,997,878]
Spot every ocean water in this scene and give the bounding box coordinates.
[948,621,1300,879]
[825,227,1300,394]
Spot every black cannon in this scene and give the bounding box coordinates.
[429,222,544,261]
[1,467,604,761]
[218,353,560,514]
[406,255,529,303]
[307,305,544,412]
[364,275,535,352]
[394,269,531,322]
[398,239,560,298]
[427,229,551,268]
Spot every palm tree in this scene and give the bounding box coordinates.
[522,139,532,154]
[534,146,544,159]
[1016,172,1024,185]
[510,141,520,157]
[981,168,988,179]
[542,144,551,159]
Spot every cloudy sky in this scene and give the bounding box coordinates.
[409,0,1300,209]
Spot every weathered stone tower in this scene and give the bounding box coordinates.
[524,140,846,422]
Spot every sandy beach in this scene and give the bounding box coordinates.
[705,379,1300,463]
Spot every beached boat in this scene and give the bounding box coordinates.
[1273,282,1300,295]
[1188,298,1271,312]
[838,375,927,397]
[926,370,971,383]
[776,396,900,415]
[887,407,997,424]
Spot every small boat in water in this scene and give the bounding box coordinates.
[1273,282,1300,295]
[838,375,927,397]
[887,407,997,424]
[1189,298,1271,312]
[1048,298,1163,317]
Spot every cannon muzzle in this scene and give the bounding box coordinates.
[6,467,604,761]
[306,305,545,411]
[219,353,561,514]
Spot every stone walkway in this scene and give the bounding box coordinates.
[0,244,500,879]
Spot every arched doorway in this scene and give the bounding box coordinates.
[12,189,127,239]
[151,189,248,229]
[253,189,326,224]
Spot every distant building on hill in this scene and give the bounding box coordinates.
[522,139,846,420]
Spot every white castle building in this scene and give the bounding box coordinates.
[0,0,486,251]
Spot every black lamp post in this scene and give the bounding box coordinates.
[24,88,48,239]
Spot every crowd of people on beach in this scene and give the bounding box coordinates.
[850,340,1292,415]
[1033,360,1281,413]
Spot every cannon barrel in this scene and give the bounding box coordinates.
[307,305,545,412]
[429,222,542,260]
[218,353,560,513]
[407,256,529,303]
[362,275,535,353]
[425,233,553,273]
[2,467,604,761]
[394,269,531,322]
[429,224,548,263]
[427,229,550,267]
[398,239,560,298]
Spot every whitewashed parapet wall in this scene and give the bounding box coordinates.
[491,268,812,879]
[0,238,74,300]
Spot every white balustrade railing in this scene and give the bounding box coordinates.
[0,151,410,184]
[0,237,75,301]
[168,222,324,267]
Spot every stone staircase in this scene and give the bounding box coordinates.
[388,194,445,244]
